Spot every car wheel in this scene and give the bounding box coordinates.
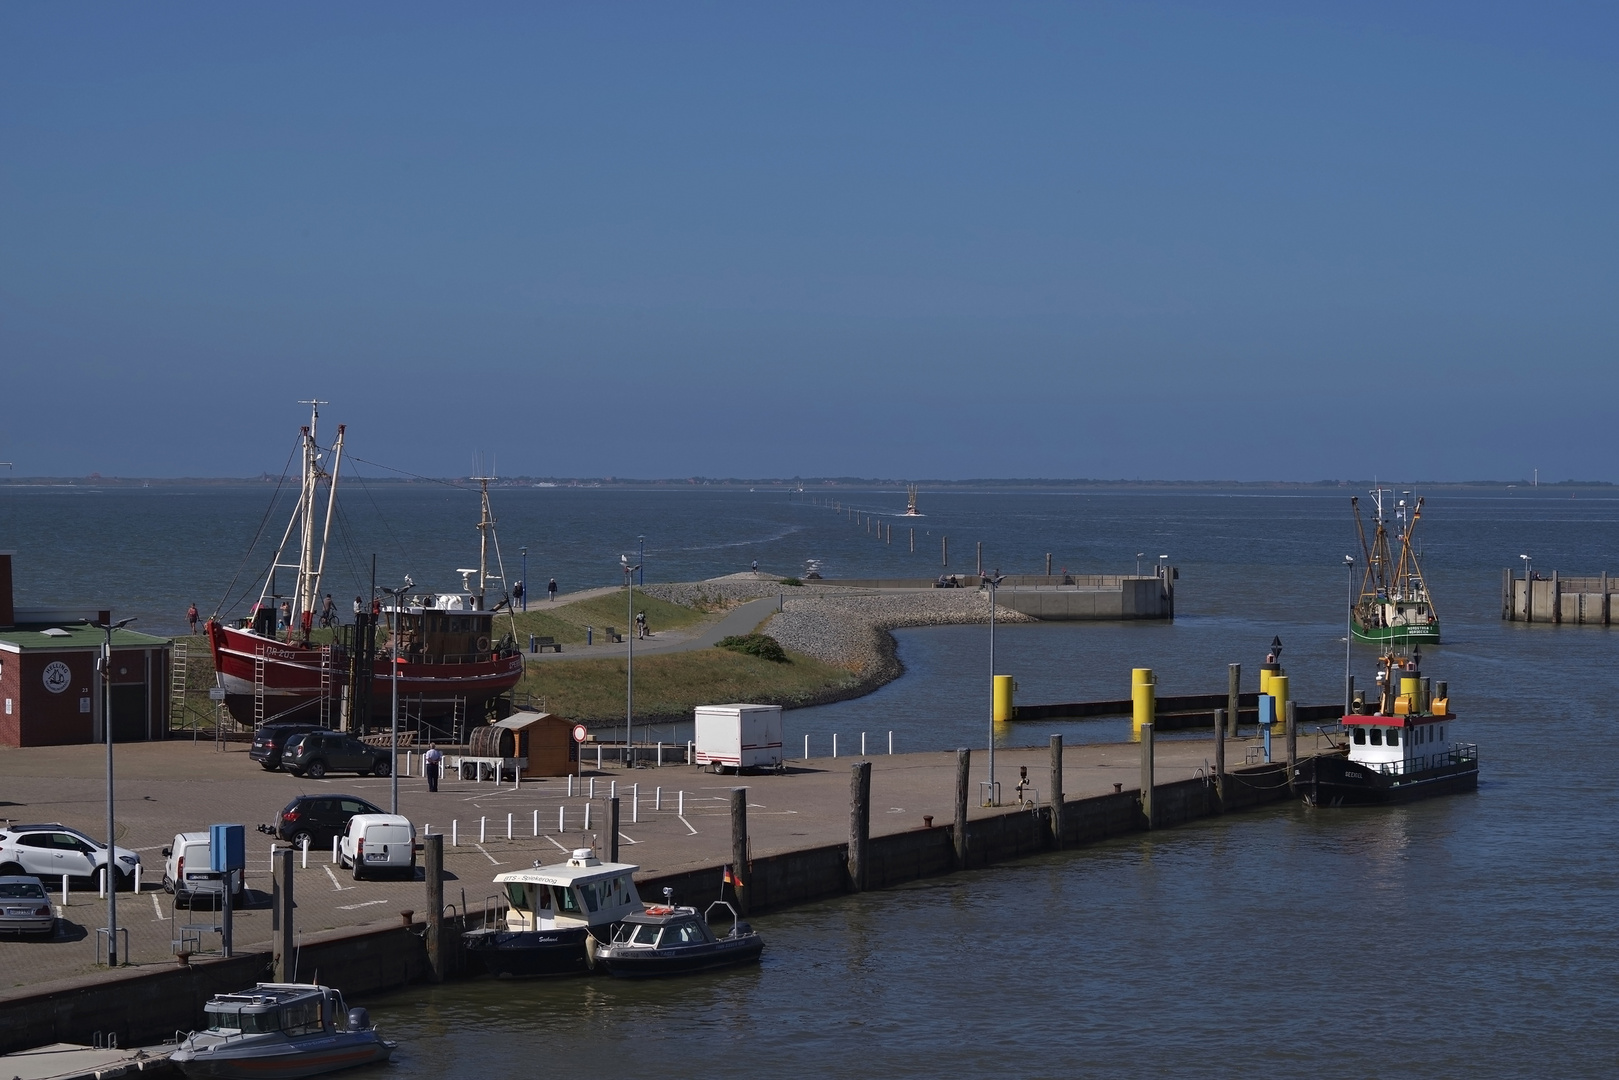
[372,759,391,778]
[306,759,327,779]
[0,863,23,877]
[290,830,315,852]
[260,762,278,772]
[710,760,725,774]
[352,862,365,882]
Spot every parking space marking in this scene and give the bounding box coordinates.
[471,843,502,865]
[677,816,698,836]
[322,865,352,891]
[542,836,568,852]
[337,899,389,911]
[151,894,164,921]
[618,832,639,845]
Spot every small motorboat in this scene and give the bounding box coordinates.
[462,849,643,978]
[593,891,764,978]
[169,983,395,1079]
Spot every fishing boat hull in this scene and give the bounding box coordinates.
[170,1036,395,1079]
[1350,618,1442,646]
[208,621,523,725]
[596,933,765,978]
[461,927,598,978]
[1295,749,1478,807]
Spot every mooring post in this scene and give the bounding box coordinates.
[1139,722,1155,828]
[1285,700,1297,792]
[954,748,970,869]
[425,833,445,982]
[272,847,294,982]
[1227,663,1241,737]
[1553,570,1562,624]
[1048,734,1064,848]
[1046,553,1052,576]
[849,761,871,891]
[730,787,749,915]
[942,536,949,567]
[609,798,620,863]
[1214,708,1226,807]
[1502,567,1513,620]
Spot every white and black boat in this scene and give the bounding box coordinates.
[169,983,394,1079]
[593,893,764,978]
[1295,650,1478,806]
[462,849,642,977]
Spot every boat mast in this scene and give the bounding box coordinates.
[309,423,346,615]
[258,400,327,636]
[473,474,495,609]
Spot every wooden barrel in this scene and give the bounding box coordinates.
[468,725,515,758]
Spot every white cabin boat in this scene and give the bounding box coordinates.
[461,849,642,977]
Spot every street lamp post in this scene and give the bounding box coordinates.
[1136,552,1144,576]
[984,569,1004,806]
[382,578,413,814]
[622,555,641,767]
[1344,555,1355,713]
[94,616,134,967]
[520,548,527,612]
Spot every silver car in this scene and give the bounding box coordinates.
[0,875,56,938]
[0,823,142,889]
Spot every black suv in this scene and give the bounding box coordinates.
[282,731,393,779]
[249,723,330,772]
[260,794,384,850]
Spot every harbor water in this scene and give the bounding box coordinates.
[2,483,1616,1075]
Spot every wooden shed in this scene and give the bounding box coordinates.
[472,711,577,776]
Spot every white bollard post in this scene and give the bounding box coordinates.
[451,820,458,846]
[507,813,513,840]
[407,750,414,777]
[134,863,142,893]
[558,805,565,833]
[515,767,522,791]
[655,786,662,811]
[833,733,838,759]
[678,790,685,817]
[657,741,663,767]
[805,734,810,759]
[596,744,603,771]
[301,836,309,869]
[496,761,502,785]
[889,730,893,755]
[862,731,867,756]
[632,783,639,824]
[610,781,617,801]
[480,817,487,844]
[687,740,693,764]
[332,836,340,864]
[99,868,106,899]
[589,778,596,799]
[568,775,574,798]
[61,874,70,908]
[533,809,539,837]
[584,803,592,830]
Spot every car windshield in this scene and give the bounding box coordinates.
[0,882,46,899]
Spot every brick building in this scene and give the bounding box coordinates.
[0,552,173,747]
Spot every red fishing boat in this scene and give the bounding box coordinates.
[207,403,524,730]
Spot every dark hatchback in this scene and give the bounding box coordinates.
[260,794,384,849]
[249,724,330,771]
[282,731,393,779]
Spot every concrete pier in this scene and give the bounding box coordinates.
[1502,568,1613,624]
[813,573,1175,621]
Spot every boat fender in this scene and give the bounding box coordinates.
[582,932,598,970]
[477,636,491,652]
[347,1008,371,1032]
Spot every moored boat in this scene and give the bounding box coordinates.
[462,849,642,977]
[593,893,764,978]
[1295,649,1478,806]
[1350,487,1441,645]
[169,982,394,1079]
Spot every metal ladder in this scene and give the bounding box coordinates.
[318,646,332,728]
[253,647,266,728]
[170,640,188,732]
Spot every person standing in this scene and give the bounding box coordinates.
[424,743,443,793]
[547,578,558,602]
[279,600,291,632]
[353,595,363,619]
[187,603,199,634]
[636,610,647,639]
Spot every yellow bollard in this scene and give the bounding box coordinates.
[1259,668,1271,697]
[993,674,1015,723]
[1399,675,1422,714]
[1269,674,1289,730]
[1131,668,1155,741]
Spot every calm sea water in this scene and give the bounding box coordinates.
[3,483,1616,1076]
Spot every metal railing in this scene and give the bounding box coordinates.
[1362,744,1479,777]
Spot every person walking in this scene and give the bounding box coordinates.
[353,595,363,619]
[636,610,648,639]
[547,578,558,602]
[751,560,759,575]
[187,603,199,634]
[424,743,443,793]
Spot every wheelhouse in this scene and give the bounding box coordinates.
[201,983,346,1038]
[492,850,641,932]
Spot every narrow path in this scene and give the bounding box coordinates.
[524,596,780,663]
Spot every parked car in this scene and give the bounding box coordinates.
[282,731,392,779]
[0,824,141,890]
[162,832,246,908]
[259,794,385,850]
[338,814,418,881]
[249,723,330,771]
[0,875,56,939]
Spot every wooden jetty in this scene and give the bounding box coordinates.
[1501,569,1614,624]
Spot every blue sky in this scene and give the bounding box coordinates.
[2,3,1615,481]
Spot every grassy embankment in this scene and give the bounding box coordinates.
[172,590,863,726]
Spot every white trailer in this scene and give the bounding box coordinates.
[694,704,784,774]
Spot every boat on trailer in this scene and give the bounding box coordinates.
[206,402,524,728]
[1295,649,1478,806]
[594,891,764,978]
[462,849,642,977]
[169,982,394,1079]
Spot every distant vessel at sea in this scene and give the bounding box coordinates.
[902,483,922,517]
[1350,487,1440,645]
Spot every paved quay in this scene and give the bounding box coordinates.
[0,731,1335,991]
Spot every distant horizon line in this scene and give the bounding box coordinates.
[1,475,1612,489]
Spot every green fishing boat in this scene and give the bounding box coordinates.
[1351,488,1440,645]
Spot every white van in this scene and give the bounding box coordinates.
[161,832,245,908]
[338,814,417,881]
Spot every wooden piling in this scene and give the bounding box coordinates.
[272,847,294,982]
[730,788,749,915]
[943,536,949,567]
[848,761,871,891]
[1502,568,1513,620]
[1553,570,1561,624]
[1285,701,1297,792]
[909,527,915,553]
[609,798,620,863]
[1139,723,1155,828]
[424,833,445,982]
[1213,708,1226,807]
[1048,735,1064,848]
[976,542,982,575]
[1227,663,1241,736]
[953,748,970,868]
[1604,571,1611,625]
[1046,553,1052,576]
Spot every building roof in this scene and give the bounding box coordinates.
[0,622,171,651]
